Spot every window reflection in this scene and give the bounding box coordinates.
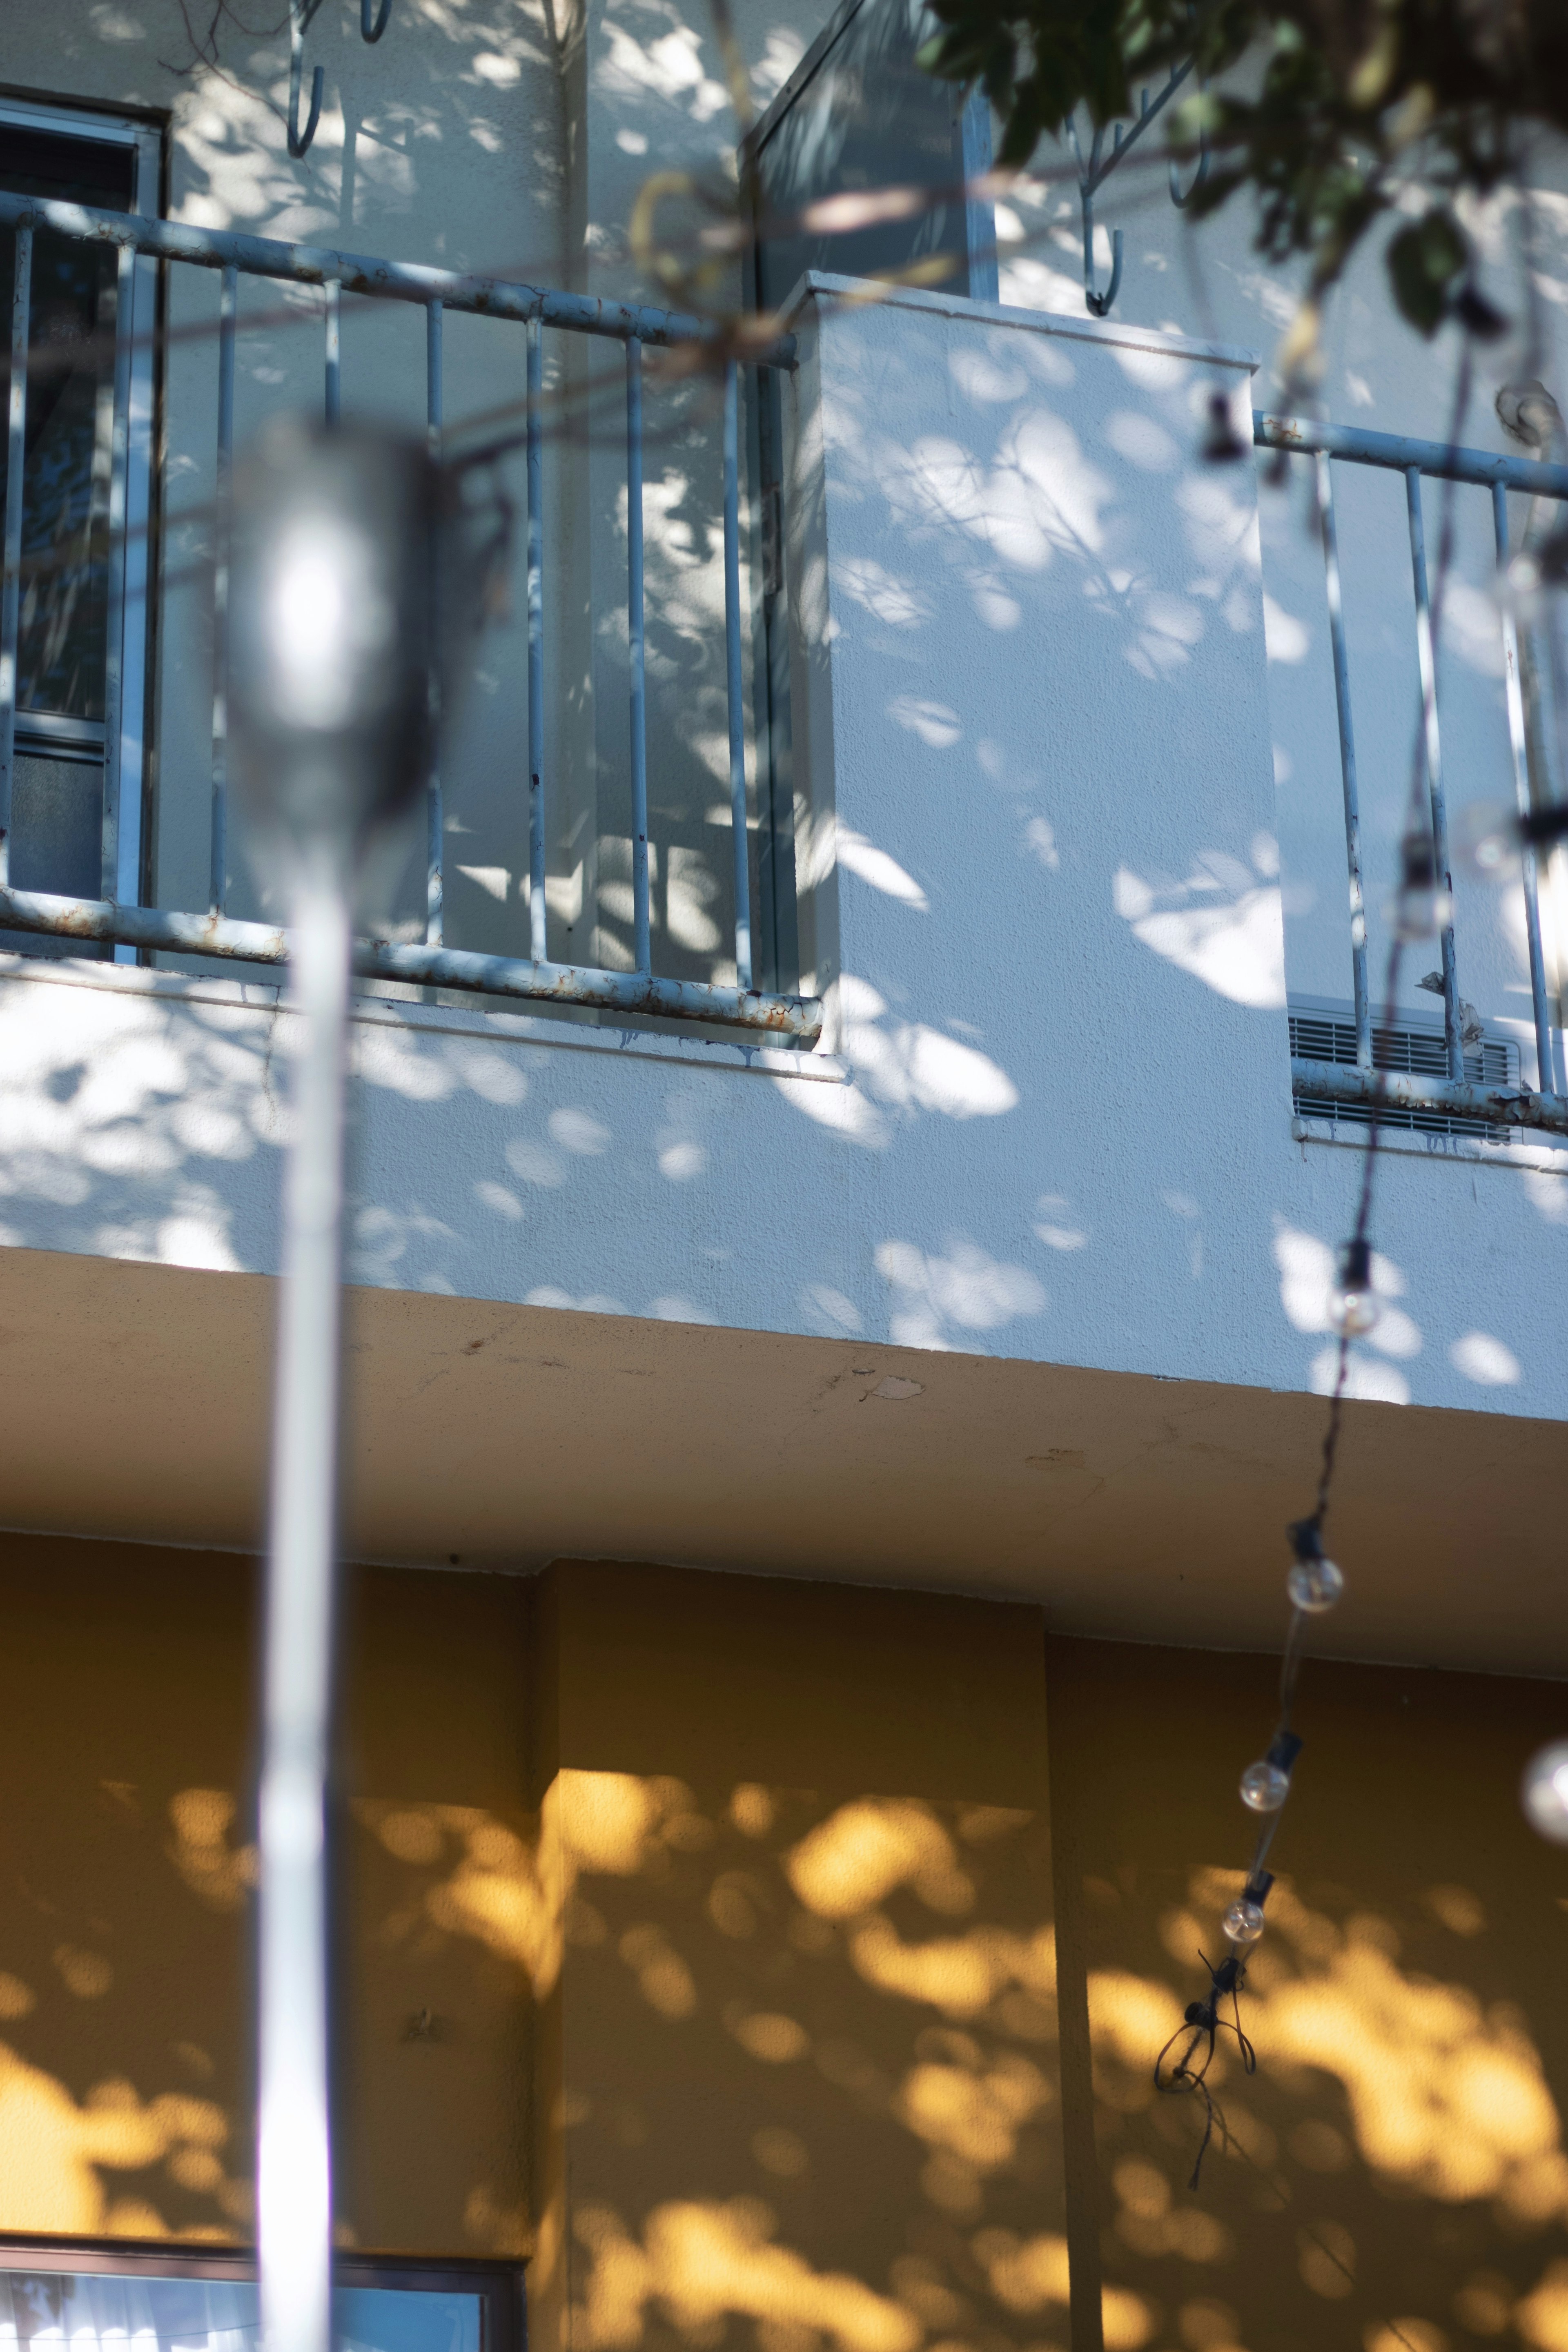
[0,2271,487,2352]
[0,125,133,727]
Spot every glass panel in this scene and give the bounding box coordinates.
[0,125,134,727]
[0,2273,485,2352]
[754,0,969,314]
[338,2288,483,2352]
[11,752,105,895]
[0,2272,261,2352]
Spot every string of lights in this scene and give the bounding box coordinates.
[1156,353,1487,2176]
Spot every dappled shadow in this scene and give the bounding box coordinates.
[0,978,283,1272]
[0,1541,533,2252]
[0,1538,260,2241]
[359,1769,1064,2351]
[1052,1633,1568,2352]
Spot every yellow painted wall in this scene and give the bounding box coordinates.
[528,1561,1060,2352]
[1047,1634,1568,2352]
[0,1532,531,2253]
[6,1534,1567,2352]
[0,1536,1058,2315]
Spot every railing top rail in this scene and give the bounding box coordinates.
[0,189,797,367]
[0,886,825,1043]
[1255,410,1568,500]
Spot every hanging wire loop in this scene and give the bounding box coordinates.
[1154,1948,1256,2188]
[289,0,325,159]
[362,0,392,39]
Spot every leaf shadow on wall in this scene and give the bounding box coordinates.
[1052,1639,1568,2352]
[358,1773,1070,2352]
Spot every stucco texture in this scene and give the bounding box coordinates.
[0,1533,530,2252]
[5,1540,1568,2352]
[526,1561,1060,2352]
[1048,1633,1568,2352]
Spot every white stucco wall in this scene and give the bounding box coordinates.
[2,284,1564,1435]
[996,131,1568,1071]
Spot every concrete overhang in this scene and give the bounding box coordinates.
[1,1244,1560,1680]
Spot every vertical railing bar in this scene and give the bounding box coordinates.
[324,278,341,426]
[626,334,650,975]
[210,262,238,917]
[100,246,135,906]
[0,226,32,893]
[112,237,154,944]
[527,314,546,966]
[1405,465,1463,1080]
[425,297,443,946]
[1316,451,1369,1069]
[1493,480,1555,1091]
[722,358,752,991]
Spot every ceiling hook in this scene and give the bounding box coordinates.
[362,0,392,40]
[288,0,324,159]
[1083,203,1123,316]
[1068,113,1124,318]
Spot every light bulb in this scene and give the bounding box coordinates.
[1388,829,1453,941]
[1240,1760,1290,1813]
[1522,1742,1568,1843]
[1455,800,1522,883]
[1222,1898,1265,1946]
[1287,1555,1345,1613]
[1330,1286,1378,1336]
[1328,1237,1378,1337]
[1200,390,1246,465]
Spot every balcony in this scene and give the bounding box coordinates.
[0,169,1564,1668]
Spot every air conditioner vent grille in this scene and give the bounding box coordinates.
[1290,1012,1516,1139]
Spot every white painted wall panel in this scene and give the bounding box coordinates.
[1,273,1564,1435]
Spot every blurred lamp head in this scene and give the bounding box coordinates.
[1523,1741,1568,1842]
[229,416,466,890]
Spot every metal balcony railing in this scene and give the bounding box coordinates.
[1256,410,1568,1139]
[0,188,821,1045]
[4,189,1566,1105]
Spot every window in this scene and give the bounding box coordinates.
[0,2251,521,2352]
[1289,996,1521,1140]
[0,96,158,946]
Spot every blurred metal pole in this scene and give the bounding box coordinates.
[232,418,453,2352]
[256,852,350,2352]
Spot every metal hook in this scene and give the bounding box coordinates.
[288,0,324,159]
[1068,113,1124,318]
[1086,188,1123,315]
[1065,65,1196,318]
[1083,204,1123,316]
[361,0,392,39]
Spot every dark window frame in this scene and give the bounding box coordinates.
[0,2236,525,2352]
[0,89,160,923]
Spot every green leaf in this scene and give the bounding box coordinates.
[1387,208,1468,335]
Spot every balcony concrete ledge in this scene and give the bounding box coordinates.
[0,952,850,1085]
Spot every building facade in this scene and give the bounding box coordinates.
[2,7,1568,2352]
